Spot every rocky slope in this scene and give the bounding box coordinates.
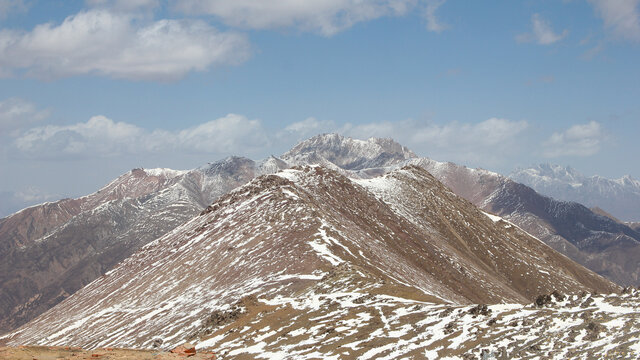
[510,163,640,222]
[0,157,285,335]
[198,289,640,359]
[0,166,619,357]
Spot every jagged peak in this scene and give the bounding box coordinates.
[196,156,255,174]
[281,133,417,170]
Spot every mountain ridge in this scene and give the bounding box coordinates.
[510,163,640,222]
[1,165,617,352]
[1,133,637,338]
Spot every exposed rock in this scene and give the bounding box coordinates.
[535,294,553,307]
[170,342,197,355]
[469,304,492,316]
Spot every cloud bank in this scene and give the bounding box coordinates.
[283,116,529,166]
[9,113,530,167]
[0,98,49,135]
[589,0,640,42]
[12,114,269,159]
[543,121,605,157]
[172,0,447,36]
[0,10,250,80]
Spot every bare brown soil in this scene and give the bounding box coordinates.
[0,346,216,359]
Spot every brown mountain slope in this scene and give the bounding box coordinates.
[1,166,616,350]
[0,158,272,335]
[402,158,640,287]
[0,168,183,251]
[590,206,622,223]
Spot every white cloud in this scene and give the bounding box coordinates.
[174,114,269,154]
[12,114,269,159]
[281,117,337,140]
[13,186,59,203]
[334,117,529,166]
[412,117,528,148]
[10,111,530,168]
[517,13,568,45]
[0,0,26,20]
[424,0,447,33]
[589,0,640,42]
[542,121,604,157]
[0,10,250,81]
[0,98,50,135]
[173,0,447,36]
[14,115,144,157]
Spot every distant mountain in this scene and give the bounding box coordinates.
[510,164,640,222]
[281,133,416,171]
[1,166,617,354]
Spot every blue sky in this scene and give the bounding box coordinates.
[0,0,639,214]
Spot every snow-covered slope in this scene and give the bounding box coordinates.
[197,290,640,359]
[510,164,640,221]
[0,166,618,356]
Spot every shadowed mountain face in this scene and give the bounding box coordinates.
[405,159,640,287]
[510,164,640,222]
[0,133,636,337]
[1,166,616,351]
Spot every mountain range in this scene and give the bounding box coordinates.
[1,133,639,345]
[2,164,629,358]
[510,163,640,222]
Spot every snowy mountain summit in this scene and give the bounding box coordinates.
[510,164,640,221]
[282,133,417,170]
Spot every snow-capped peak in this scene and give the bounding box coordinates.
[510,163,640,221]
[281,133,417,170]
[143,168,188,178]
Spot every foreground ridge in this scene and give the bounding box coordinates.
[199,287,640,359]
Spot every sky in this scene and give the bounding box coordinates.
[0,0,639,215]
